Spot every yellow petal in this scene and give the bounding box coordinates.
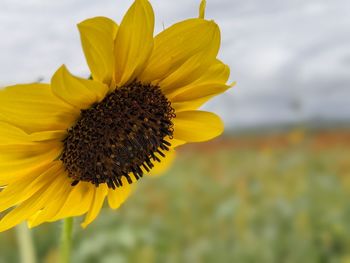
[0,162,60,213]
[191,59,230,85]
[0,142,60,162]
[139,19,220,83]
[50,182,94,221]
[0,192,44,232]
[171,97,216,112]
[0,142,62,185]
[28,176,72,227]
[147,149,176,176]
[159,53,215,94]
[166,59,232,111]
[107,177,132,209]
[0,121,65,145]
[170,83,231,107]
[78,17,119,86]
[29,130,66,142]
[114,0,154,85]
[51,65,109,109]
[0,83,76,133]
[199,0,206,19]
[173,111,224,142]
[81,184,108,228]
[0,163,66,232]
[0,122,35,145]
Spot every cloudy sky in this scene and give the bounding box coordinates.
[0,0,349,129]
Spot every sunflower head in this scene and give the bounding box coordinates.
[61,82,176,189]
[0,0,232,232]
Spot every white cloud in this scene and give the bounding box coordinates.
[0,0,349,129]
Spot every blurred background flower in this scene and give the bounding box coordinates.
[0,0,350,262]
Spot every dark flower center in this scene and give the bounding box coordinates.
[60,82,175,189]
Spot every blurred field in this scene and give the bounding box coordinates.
[1,129,350,263]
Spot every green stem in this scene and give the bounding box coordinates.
[60,217,74,263]
[15,223,37,263]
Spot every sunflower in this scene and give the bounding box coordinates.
[0,0,231,231]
